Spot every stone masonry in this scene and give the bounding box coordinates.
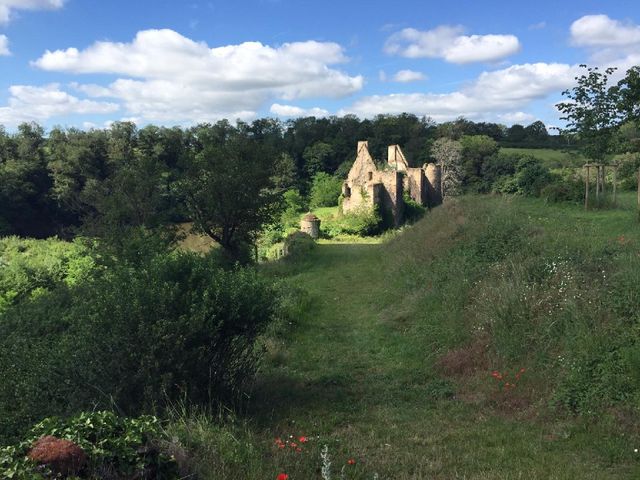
[341,141,442,226]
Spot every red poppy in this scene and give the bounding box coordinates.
[347,458,356,465]
[299,436,308,443]
[277,474,289,480]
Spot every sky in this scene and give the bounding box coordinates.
[0,0,639,131]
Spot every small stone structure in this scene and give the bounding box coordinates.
[300,213,321,239]
[341,141,442,226]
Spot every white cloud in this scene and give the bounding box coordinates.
[392,69,426,83]
[0,83,119,126]
[33,29,363,123]
[0,0,64,24]
[0,34,9,55]
[384,25,520,64]
[496,112,536,124]
[528,21,547,31]
[571,14,640,47]
[270,103,329,117]
[340,62,579,122]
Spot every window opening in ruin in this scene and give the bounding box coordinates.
[368,172,373,181]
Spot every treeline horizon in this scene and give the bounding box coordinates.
[0,114,564,240]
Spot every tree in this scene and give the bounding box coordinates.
[524,121,549,145]
[431,137,463,196]
[270,152,298,190]
[556,65,621,161]
[618,66,640,126]
[309,172,342,208]
[303,141,334,177]
[506,124,527,144]
[459,135,499,190]
[177,125,280,258]
[0,123,55,237]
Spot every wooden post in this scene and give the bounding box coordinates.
[637,167,640,215]
[595,165,600,200]
[585,165,590,210]
[601,165,605,196]
[613,165,617,206]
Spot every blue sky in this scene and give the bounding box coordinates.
[0,0,639,130]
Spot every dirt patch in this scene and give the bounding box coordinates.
[435,336,489,377]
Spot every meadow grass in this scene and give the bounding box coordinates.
[501,147,586,169]
[169,194,640,479]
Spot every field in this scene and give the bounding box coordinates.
[3,193,640,479]
[501,147,587,169]
[166,193,640,479]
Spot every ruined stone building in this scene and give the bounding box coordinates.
[341,141,442,226]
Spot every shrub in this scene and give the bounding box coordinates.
[513,156,553,196]
[615,152,640,190]
[540,176,584,204]
[403,192,426,224]
[0,237,95,314]
[323,207,382,237]
[283,231,315,258]
[0,252,280,442]
[309,173,342,208]
[0,411,178,479]
[280,189,307,229]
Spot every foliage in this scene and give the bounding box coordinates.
[557,65,621,161]
[283,231,316,258]
[309,172,342,209]
[0,236,94,314]
[540,175,585,204]
[280,189,308,229]
[0,251,280,442]
[617,65,640,126]
[615,152,640,190]
[402,191,426,224]
[322,206,382,237]
[177,124,281,257]
[0,411,178,479]
[459,135,499,191]
[512,155,553,196]
[430,137,463,196]
[303,142,335,177]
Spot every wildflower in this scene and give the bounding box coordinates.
[347,458,356,465]
[299,436,308,443]
[277,474,289,480]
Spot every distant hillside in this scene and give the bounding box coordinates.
[501,147,587,169]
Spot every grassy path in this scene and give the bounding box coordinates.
[250,203,640,479]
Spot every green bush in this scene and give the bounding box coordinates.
[615,152,640,190]
[403,192,426,224]
[283,231,315,258]
[540,176,584,204]
[309,172,342,208]
[280,189,307,229]
[513,156,553,196]
[0,237,95,314]
[323,207,382,237]
[0,411,178,479]
[0,252,280,442]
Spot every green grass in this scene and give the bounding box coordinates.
[501,147,587,169]
[170,193,640,479]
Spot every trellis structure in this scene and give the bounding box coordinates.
[583,163,620,210]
